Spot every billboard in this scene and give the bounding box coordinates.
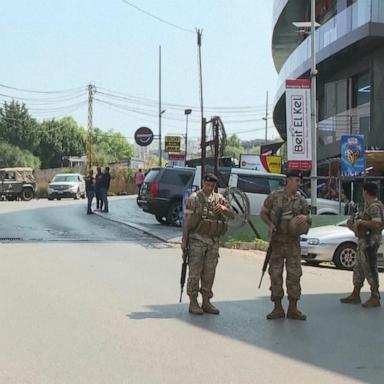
[341,135,365,176]
[285,79,312,170]
[165,136,181,153]
[240,154,281,174]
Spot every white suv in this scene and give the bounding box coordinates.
[47,173,86,200]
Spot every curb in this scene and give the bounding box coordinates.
[94,211,171,243]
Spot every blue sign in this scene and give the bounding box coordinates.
[341,135,365,176]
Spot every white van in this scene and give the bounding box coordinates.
[193,166,345,216]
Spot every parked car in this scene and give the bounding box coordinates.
[194,166,345,215]
[137,167,195,226]
[300,220,384,270]
[47,173,86,200]
[0,167,36,201]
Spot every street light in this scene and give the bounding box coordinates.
[184,109,192,163]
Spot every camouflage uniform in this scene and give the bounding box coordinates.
[348,200,384,296]
[263,189,310,302]
[184,189,230,299]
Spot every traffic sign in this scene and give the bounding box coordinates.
[134,127,154,147]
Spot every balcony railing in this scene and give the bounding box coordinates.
[275,0,380,103]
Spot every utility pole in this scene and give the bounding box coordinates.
[184,109,192,163]
[197,29,205,186]
[158,45,162,166]
[87,83,95,174]
[264,91,269,144]
[310,0,318,215]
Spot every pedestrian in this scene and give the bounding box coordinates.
[85,169,95,215]
[100,166,111,213]
[135,168,145,194]
[340,182,384,308]
[260,170,311,320]
[95,166,103,210]
[181,173,234,315]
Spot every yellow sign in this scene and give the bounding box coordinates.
[165,136,181,153]
[266,156,282,174]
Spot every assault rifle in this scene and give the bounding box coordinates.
[179,247,189,303]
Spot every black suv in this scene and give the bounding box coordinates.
[138,167,196,226]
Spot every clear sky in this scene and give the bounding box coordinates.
[0,0,279,144]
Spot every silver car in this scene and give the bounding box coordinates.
[47,173,86,200]
[300,221,384,270]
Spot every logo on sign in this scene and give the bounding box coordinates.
[134,127,154,147]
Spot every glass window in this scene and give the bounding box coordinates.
[161,170,193,186]
[353,72,371,107]
[144,169,160,183]
[237,175,270,194]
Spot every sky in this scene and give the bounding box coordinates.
[0,0,279,145]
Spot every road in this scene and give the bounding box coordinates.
[0,198,383,383]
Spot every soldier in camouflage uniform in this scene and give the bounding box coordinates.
[261,170,311,320]
[181,173,234,315]
[340,182,384,308]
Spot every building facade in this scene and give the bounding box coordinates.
[272,0,384,166]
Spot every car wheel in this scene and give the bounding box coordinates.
[21,188,34,201]
[333,242,357,270]
[166,201,182,227]
[136,196,142,207]
[48,196,54,201]
[155,215,168,225]
[74,189,80,200]
[57,197,61,200]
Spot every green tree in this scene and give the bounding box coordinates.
[35,117,86,168]
[0,100,39,152]
[223,134,244,159]
[0,142,41,168]
[93,128,135,165]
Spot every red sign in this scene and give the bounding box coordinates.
[168,153,185,161]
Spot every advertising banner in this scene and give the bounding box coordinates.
[285,79,312,170]
[341,135,365,176]
[240,154,281,174]
[165,136,181,153]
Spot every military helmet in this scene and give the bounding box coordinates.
[288,216,310,237]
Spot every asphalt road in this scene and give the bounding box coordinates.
[0,199,383,383]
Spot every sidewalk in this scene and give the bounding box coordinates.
[94,195,182,243]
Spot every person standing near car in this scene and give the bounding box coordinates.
[95,166,103,210]
[181,173,234,315]
[85,169,95,214]
[135,168,145,195]
[261,170,311,320]
[340,182,384,308]
[100,167,111,213]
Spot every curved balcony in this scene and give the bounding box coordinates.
[274,0,383,107]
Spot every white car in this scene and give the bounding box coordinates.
[47,173,86,200]
[300,221,384,270]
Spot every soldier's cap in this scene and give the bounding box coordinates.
[203,173,218,182]
[285,170,303,178]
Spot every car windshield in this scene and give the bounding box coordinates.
[52,175,78,182]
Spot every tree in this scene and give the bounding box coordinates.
[93,128,135,165]
[0,142,41,168]
[0,100,39,152]
[223,134,244,159]
[35,117,86,168]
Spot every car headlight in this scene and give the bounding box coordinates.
[307,238,320,245]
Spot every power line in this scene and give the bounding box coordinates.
[121,0,194,34]
[0,83,85,95]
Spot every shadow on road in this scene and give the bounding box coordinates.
[128,294,384,383]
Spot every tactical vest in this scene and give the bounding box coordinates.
[357,200,384,241]
[188,190,228,238]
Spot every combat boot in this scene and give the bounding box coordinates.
[287,299,306,321]
[362,294,381,308]
[202,297,220,315]
[189,296,203,315]
[266,300,285,320]
[340,287,361,304]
